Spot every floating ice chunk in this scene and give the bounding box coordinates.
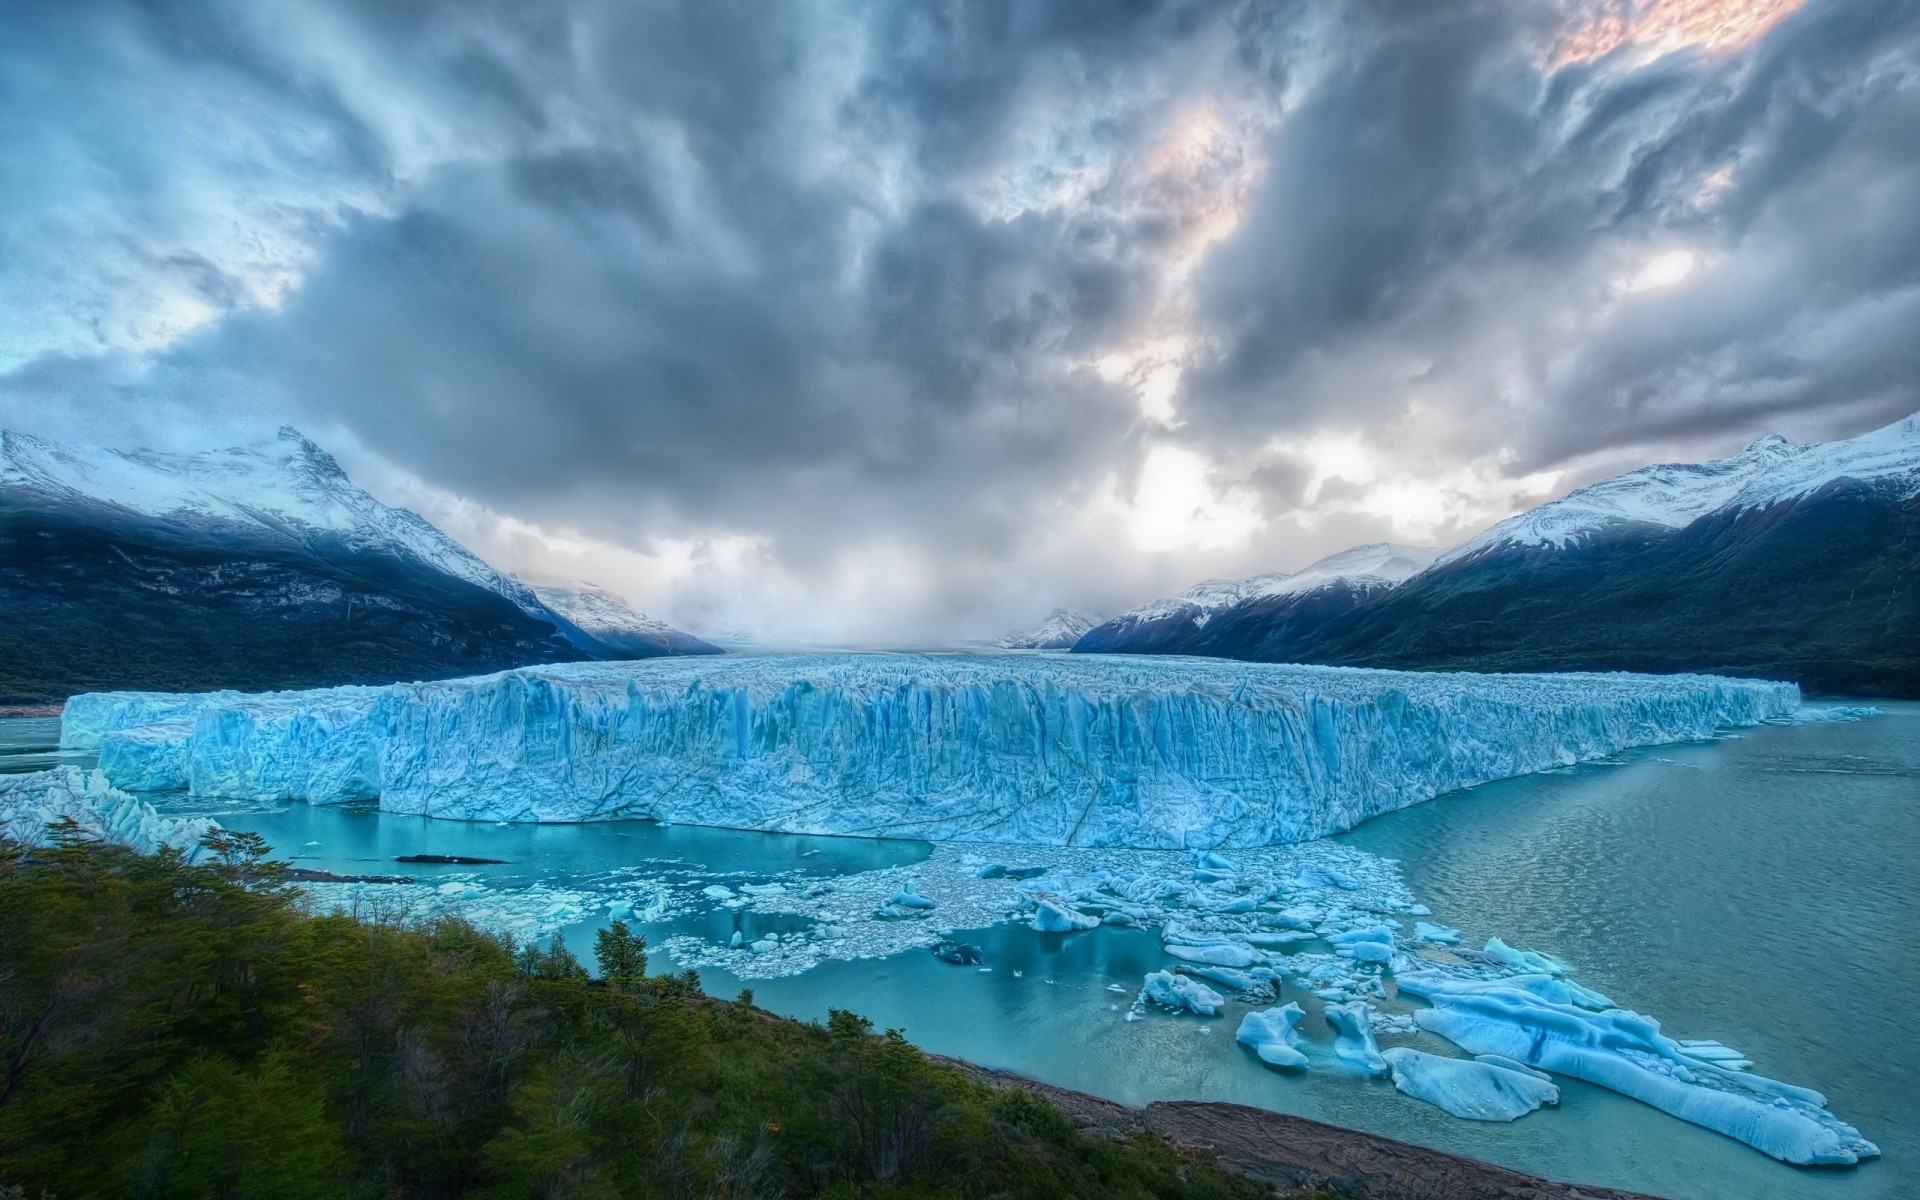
[1381,1048,1559,1121]
[1329,925,1396,963]
[1245,930,1314,947]
[1164,941,1263,968]
[1176,964,1272,999]
[1325,1001,1389,1076]
[1482,937,1563,976]
[1031,895,1101,932]
[1789,706,1883,723]
[1236,1002,1308,1070]
[728,930,744,948]
[931,941,982,965]
[1414,921,1462,945]
[1137,970,1226,1016]
[888,881,936,910]
[1397,971,1879,1165]
[702,885,736,900]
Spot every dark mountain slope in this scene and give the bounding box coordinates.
[0,499,594,703]
[1195,480,1918,696]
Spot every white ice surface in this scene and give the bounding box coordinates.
[0,766,217,859]
[65,653,1796,848]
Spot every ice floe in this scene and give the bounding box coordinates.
[1237,1003,1308,1069]
[1381,1047,1559,1121]
[1397,971,1878,1164]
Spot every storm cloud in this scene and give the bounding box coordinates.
[3,0,1915,641]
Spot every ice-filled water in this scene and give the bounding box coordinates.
[62,653,1796,846]
[3,698,1911,1199]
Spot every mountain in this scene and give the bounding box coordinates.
[997,608,1101,649]
[529,582,720,656]
[1081,414,1920,696]
[1074,543,1438,656]
[0,426,713,703]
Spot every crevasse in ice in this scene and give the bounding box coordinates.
[62,653,1798,848]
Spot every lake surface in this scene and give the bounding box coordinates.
[5,705,1914,1200]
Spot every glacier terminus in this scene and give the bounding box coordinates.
[63,651,1797,847]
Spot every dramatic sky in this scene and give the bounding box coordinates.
[3,0,1916,642]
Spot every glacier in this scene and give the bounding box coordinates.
[0,766,217,859]
[63,652,1797,848]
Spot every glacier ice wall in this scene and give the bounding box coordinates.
[0,766,217,859]
[63,653,1798,848]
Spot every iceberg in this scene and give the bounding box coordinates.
[1137,970,1227,1015]
[1381,1048,1559,1121]
[1397,971,1879,1165]
[0,767,217,859]
[1236,1002,1309,1069]
[1324,1001,1389,1076]
[63,653,1797,848]
[1030,895,1101,932]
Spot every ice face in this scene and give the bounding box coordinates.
[1397,971,1879,1165]
[64,653,1798,848]
[0,766,216,860]
[1381,1047,1559,1121]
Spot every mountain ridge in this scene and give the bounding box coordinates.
[0,427,716,702]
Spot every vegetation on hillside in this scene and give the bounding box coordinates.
[0,828,1281,1199]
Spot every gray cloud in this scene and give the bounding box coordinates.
[2,0,1915,639]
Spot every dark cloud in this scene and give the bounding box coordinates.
[1,0,1915,638]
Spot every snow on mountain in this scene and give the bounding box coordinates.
[0,424,573,635]
[530,583,682,638]
[1443,411,1920,563]
[1105,543,1440,633]
[1250,542,1440,597]
[998,608,1101,649]
[64,653,1796,847]
[530,583,720,656]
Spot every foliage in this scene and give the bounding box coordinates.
[0,833,1276,1199]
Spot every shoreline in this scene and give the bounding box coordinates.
[939,1056,1668,1200]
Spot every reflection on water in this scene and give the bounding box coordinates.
[3,707,1913,1200]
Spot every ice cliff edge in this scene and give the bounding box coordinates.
[63,654,1798,848]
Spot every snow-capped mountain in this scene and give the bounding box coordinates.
[1084,413,1920,696]
[1074,543,1437,655]
[997,608,1101,650]
[1443,412,1920,563]
[2,425,579,634]
[530,583,720,656]
[0,426,715,701]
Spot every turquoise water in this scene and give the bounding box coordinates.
[4,707,1914,1200]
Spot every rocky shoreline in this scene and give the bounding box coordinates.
[942,1058,1667,1200]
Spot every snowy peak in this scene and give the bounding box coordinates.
[529,583,721,657]
[531,583,680,638]
[998,608,1101,649]
[1446,411,1920,563]
[0,425,593,644]
[1107,543,1440,632]
[1249,542,1440,598]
